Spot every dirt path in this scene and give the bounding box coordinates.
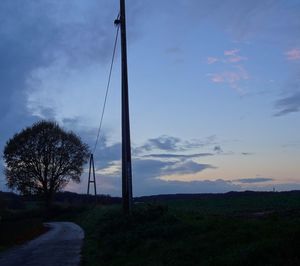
[0,222,84,266]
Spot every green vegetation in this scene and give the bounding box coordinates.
[75,192,300,266]
[1,191,300,265]
[0,206,46,252]
[165,191,300,215]
[0,217,46,252]
[0,194,87,252]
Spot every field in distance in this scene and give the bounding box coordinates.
[77,191,300,266]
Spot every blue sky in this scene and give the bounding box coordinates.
[0,0,299,196]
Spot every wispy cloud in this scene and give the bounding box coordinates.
[227,55,248,63]
[136,135,182,152]
[207,57,219,64]
[135,135,219,154]
[274,91,300,116]
[162,160,215,176]
[211,74,225,83]
[142,153,213,160]
[209,65,249,92]
[98,157,215,183]
[273,70,300,116]
[207,48,249,93]
[224,49,240,56]
[80,134,218,181]
[207,49,247,65]
[213,145,223,153]
[234,177,274,183]
[241,152,253,156]
[285,48,300,61]
[224,49,248,63]
[282,141,300,149]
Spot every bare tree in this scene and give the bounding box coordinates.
[3,120,89,206]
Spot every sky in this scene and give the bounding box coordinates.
[0,0,299,196]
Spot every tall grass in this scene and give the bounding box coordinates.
[76,198,300,266]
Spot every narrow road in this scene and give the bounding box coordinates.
[0,222,84,266]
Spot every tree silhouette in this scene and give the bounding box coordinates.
[3,120,89,206]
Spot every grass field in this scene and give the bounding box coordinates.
[72,192,300,266]
[1,191,300,265]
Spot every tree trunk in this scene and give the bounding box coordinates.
[44,191,53,209]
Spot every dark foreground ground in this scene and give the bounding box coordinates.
[0,222,83,266]
[1,191,300,265]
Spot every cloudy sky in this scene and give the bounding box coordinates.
[1,0,299,196]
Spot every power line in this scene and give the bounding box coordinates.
[93,22,120,154]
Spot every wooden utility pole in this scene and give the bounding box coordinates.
[119,0,133,213]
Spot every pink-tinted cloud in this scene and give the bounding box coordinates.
[224,49,240,56]
[207,49,249,93]
[207,57,219,64]
[224,49,248,63]
[211,74,224,83]
[207,49,247,65]
[227,55,248,63]
[285,48,300,61]
[209,66,249,93]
